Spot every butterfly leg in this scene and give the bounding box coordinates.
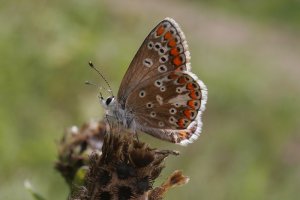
[105,114,114,134]
[134,130,140,143]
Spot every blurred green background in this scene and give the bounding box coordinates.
[1,0,300,199]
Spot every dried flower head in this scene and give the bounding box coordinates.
[55,120,106,186]
[56,120,189,199]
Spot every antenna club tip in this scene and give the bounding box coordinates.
[88,61,94,67]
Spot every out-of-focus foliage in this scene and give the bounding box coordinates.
[0,0,299,199]
[192,0,300,30]
[24,181,46,200]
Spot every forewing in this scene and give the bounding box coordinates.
[117,18,191,107]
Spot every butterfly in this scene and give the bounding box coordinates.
[100,18,207,145]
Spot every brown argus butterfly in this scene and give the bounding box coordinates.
[101,18,207,145]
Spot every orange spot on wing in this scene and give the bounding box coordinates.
[164,31,172,40]
[173,56,183,66]
[184,110,192,119]
[170,48,180,56]
[177,76,187,84]
[187,100,195,109]
[189,90,200,99]
[156,25,165,36]
[168,72,179,80]
[177,118,185,128]
[175,66,186,72]
[186,83,195,90]
[168,39,177,47]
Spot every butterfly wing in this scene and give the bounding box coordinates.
[127,71,207,145]
[117,18,191,106]
[117,18,207,145]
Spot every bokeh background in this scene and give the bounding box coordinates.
[1,0,300,199]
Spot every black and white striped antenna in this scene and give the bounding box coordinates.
[88,61,114,97]
[84,80,104,100]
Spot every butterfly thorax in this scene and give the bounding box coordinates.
[102,96,135,130]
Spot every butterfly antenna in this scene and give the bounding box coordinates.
[85,80,104,100]
[88,61,114,97]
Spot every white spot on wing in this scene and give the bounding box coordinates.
[168,94,190,107]
[150,111,156,118]
[159,47,167,55]
[158,65,167,73]
[160,86,166,92]
[139,90,146,98]
[169,108,177,114]
[169,116,177,124]
[147,41,154,49]
[176,86,187,93]
[146,102,154,108]
[143,58,153,68]
[154,42,162,50]
[156,95,163,105]
[159,55,168,63]
[158,121,165,127]
[154,80,162,87]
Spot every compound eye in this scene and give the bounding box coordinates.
[106,97,113,105]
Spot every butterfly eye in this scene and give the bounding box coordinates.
[106,97,113,105]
